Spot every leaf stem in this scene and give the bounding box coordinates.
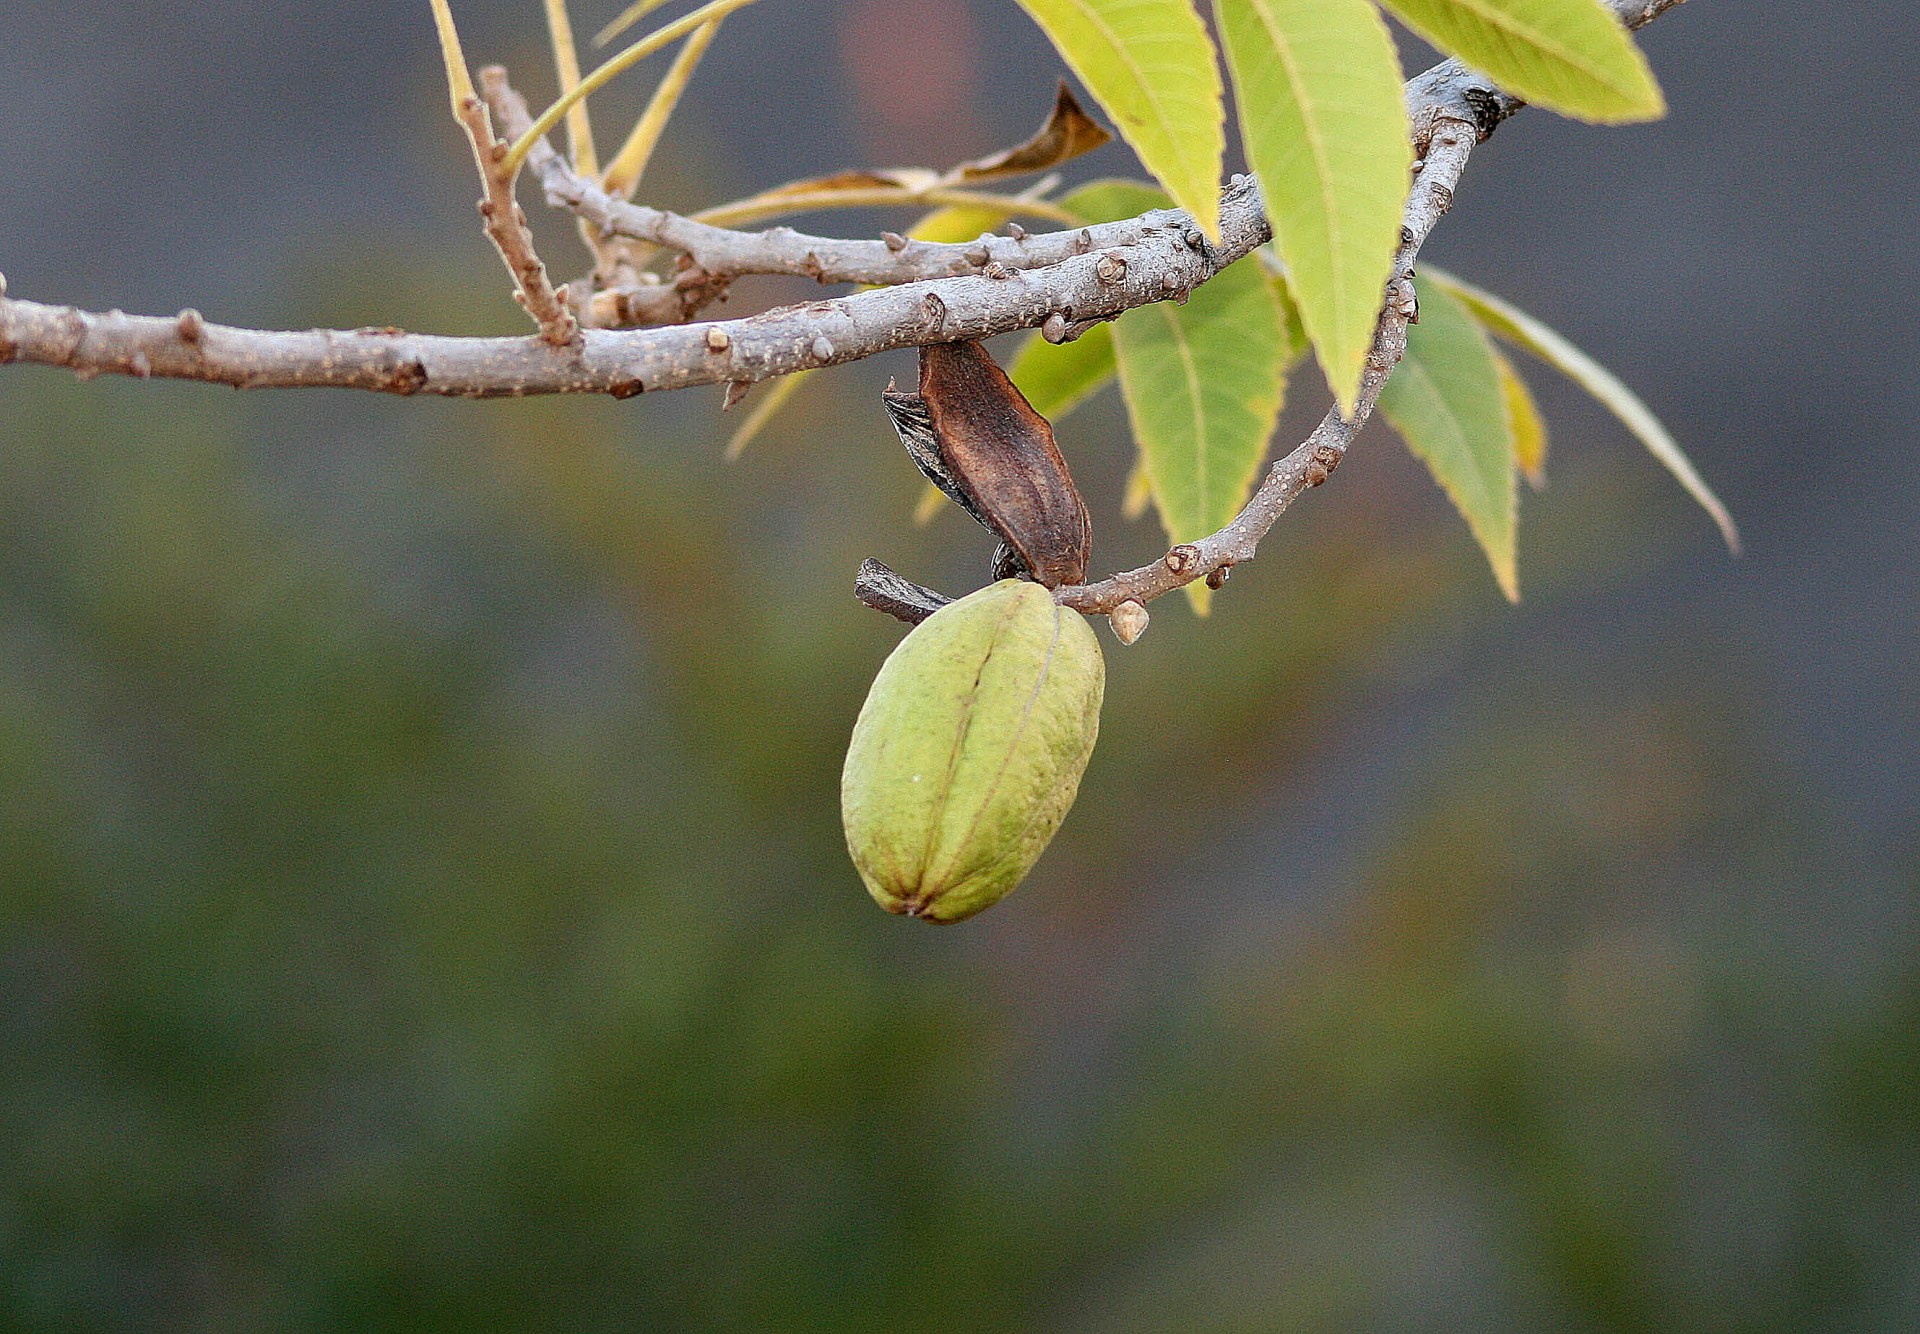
[427,0,477,116]
[695,187,1082,229]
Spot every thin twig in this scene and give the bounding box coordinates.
[1051,130,1471,616]
[456,96,580,347]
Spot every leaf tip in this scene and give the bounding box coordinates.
[1494,559,1519,604]
[1714,509,1742,558]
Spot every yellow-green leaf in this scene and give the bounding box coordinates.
[1012,0,1226,238]
[1376,0,1663,122]
[1378,281,1518,600]
[1008,321,1116,421]
[1079,180,1289,613]
[1428,265,1738,552]
[1214,0,1411,413]
[1495,347,1548,488]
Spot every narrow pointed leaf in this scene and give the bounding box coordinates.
[1494,347,1548,488]
[1214,0,1410,412]
[1428,266,1739,552]
[1012,0,1226,237]
[907,203,1010,245]
[1375,0,1663,122]
[1008,321,1116,421]
[1378,281,1518,600]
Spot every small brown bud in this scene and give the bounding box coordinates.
[984,261,1012,280]
[1164,544,1201,575]
[704,326,731,352]
[1206,565,1231,590]
[1094,253,1126,284]
[175,308,205,343]
[1109,600,1149,645]
[1006,222,1027,241]
[1042,313,1069,344]
[882,231,908,251]
[965,244,991,266]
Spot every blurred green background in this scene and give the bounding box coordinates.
[2,1,1917,1329]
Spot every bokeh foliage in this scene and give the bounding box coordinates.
[0,239,1914,1332]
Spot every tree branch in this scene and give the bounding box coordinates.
[1051,131,1467,617]
[859,0,1690,622]
[0,175,1270,398]
[0,0,1688,606]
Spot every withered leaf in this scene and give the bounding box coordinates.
[941,82,1114,186]
[744,85,1109,208]
[889,342,1092,589]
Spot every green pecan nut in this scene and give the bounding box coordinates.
[841,579,1105,923]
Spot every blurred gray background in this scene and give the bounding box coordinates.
[1,1,1916,1328]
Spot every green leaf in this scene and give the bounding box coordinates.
[1012,0,1226,237]
[1427,266,1739,552]
[1071,181,1289,613]
[1214,0,1410,414]
[1008,322,1116,421]
[1375,0,1663,122]
[1494,347,1548,489]
[1378,281,1518,600]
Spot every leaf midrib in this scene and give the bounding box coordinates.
[1049,0,1193,180]
[1232,0,1347,330]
